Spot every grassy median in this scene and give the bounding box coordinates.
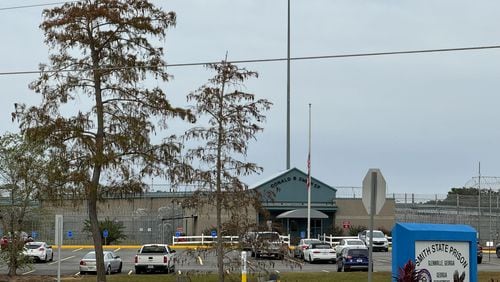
[74,271,500,282]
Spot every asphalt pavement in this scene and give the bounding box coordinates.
[0,247,499,278]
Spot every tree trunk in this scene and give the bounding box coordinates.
[88,181,105,281]
[8,192,17,276]
[216,184,223,282]
[89,29,106,281]
[216,64,227,282]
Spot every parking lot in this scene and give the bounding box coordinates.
[1,247,499,278]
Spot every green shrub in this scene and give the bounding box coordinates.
[82,217,127,245]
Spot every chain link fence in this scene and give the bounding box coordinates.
[8,188,500,245]
[393,192,500,243]
[15,203,185,245]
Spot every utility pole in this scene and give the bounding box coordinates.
[286,0,291,170]
[478,162,481,241]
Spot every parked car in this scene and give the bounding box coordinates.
[335,238,366,255]
[495,242,500,258]
[23,241,53,262]
[303,242,336,263]
[250,232,287,260]
[337,247,369,272]
[293,238,321,259]
[135,244,176,274]
[358,230,389,252]
[477,241,483,264]
[79,251,122,275]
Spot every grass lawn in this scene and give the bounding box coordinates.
[74,271,500,282]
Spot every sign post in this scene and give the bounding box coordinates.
[55,215,63,282]
[362,169,386,282]
[103,229,109,246]
[241,251,247,282]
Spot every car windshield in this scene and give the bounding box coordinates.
[257,233,279,241]
[26,244,42,249]
[366,231,385,238]
[83,252,96,259]
[347,240,364,245]
[142,245,166,253]
[298,239,317,245]
[311,243,331,249]
[349,249,368,257]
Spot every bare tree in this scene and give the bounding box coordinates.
[13,1,192,281]
[0,133,48,276]
[182,60,272,282]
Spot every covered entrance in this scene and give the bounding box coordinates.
[277,208,329,239]
[251,168,337,242]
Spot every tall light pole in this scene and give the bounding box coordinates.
[286,0,291,169]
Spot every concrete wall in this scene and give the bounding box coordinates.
[41,195,394,239]
[41,194,258,237]
[334,198,395,234]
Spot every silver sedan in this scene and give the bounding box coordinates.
[79,251,122,275]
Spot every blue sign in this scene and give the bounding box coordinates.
[67,231,73,238]
[175,231,181,237]
[31,231,37,239]
[300,231,305,239]
[211,230,216,237]
[392,223,477,282]
[103,229,109,238]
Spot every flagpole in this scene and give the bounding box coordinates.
[307,103,312,239]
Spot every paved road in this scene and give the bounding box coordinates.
[0,247,498,277]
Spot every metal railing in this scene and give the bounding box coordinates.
[172,234,291,247]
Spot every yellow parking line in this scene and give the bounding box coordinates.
[72,248,83,252]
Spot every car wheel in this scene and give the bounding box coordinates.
[309,255,313,263]
[50,253,54,262]
[337,263,342,272]
[80,271,86,275]
[478,257,482,264]
[344,266,350,272]
[170,265,175,274]
[117,262,122,273]
[43,254,48,263]
[106,265,111,275]
[497,248,500,258]
[135,267,141,274]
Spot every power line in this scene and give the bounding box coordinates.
[0,1,80,11]
[2,44,500,77]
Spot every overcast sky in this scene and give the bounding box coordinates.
[2,0,500,196]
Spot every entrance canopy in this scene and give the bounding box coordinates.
[276,208,328,219]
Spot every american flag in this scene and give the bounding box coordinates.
[306,153,311,190]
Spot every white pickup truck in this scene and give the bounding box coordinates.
[134,244,176,274]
